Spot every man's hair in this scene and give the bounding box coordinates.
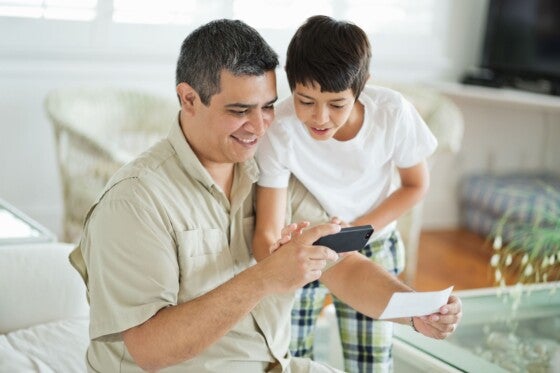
[285,15,371,98]
[176,19,279,105]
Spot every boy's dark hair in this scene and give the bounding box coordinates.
[286,15,371,98]
[176,19,279,105]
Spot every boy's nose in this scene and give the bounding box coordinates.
[314,106,329,125]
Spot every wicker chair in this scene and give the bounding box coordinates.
[45,87,179,243]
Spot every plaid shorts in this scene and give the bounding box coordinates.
[290,230,405,373]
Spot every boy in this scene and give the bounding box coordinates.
[254,15,437,372]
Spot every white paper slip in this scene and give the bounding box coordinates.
[378,286,454,319]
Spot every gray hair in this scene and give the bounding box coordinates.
[176,19,279,105]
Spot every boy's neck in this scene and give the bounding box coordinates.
[333,100,365,141]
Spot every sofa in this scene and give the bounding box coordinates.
[0,243,89,372]
[0,242,346,371]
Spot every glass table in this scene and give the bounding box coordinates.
[0,198,56,245]
[393,282,560,372]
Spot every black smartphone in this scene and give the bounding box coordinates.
[313,225,374,253]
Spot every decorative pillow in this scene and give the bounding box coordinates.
[460,173,560,237]
[0,243,89,334]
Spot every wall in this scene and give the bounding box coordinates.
[422,84,560,228]
[0,0,518,238]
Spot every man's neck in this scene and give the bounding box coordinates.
[205,162,235,201]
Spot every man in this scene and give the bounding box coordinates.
[70,19,461,372]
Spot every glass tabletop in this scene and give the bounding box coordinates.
[394,282,560,372]
[0,198,56,245]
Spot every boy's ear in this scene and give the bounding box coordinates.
[176,82,198,114]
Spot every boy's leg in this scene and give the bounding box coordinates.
[290,280,329,358]
[333,297,394,373]
[333,231,405,373]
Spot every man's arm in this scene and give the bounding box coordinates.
[122,223,340,371]
[320,252,461,339]
[252,186,288,261]
[351,160,429,230]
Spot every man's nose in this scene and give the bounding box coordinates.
[247,110,267,136]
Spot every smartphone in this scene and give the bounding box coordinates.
[313,225,374,253]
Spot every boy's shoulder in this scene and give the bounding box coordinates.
[272,96,302,130]
[361,84,407,107]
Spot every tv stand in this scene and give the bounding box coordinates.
[461,70,504,88]
[510,77,560,96]
[429,81,560,112]
[461,70,560,97]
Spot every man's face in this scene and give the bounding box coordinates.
[190,70,277,166]
[292,82,357,141]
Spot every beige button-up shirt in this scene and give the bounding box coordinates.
[71,119,299,372]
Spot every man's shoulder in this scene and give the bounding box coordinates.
[111,139,174,182]
[97,139,178,207]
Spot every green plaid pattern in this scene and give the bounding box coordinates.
[290,231,405,373]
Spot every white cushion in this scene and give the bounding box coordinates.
[0,318,88,372]
[0,243,89,334]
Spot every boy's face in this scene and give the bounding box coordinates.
[292,82,361,141]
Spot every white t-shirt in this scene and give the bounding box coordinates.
[256,85,437,239]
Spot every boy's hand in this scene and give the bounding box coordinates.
[328,217,355,258]
[330,216,350,228]
[269,221,310,253]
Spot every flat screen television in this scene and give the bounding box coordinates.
[463,0,560,95]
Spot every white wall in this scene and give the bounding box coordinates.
[422,84,560,228]
[2,0,529,238]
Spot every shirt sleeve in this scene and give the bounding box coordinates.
[392,96,438,168]
[255,123,292,188]
[83,179,178,341]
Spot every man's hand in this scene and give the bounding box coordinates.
[269,221,310,253]
[412,295,462,339]
[256,223,340,294]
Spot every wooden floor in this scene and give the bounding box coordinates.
[409,229,496,291]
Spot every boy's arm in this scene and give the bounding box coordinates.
[252,186,288,261]
[351,160,429,230]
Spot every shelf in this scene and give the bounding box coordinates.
[428,82,560,113]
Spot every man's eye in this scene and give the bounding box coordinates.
[263,104,275,111]
[230,110,247,116]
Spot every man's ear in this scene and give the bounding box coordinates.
[176,82,198,114]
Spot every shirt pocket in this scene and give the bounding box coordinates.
[176,228,234,301]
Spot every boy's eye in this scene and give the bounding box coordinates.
[330,104,345,109]
[299,100,313,106]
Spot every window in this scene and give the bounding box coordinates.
[233,0,333,29]
[112,0,196,25]
[344,0,437,35]
[0,0,451,79]
[0,0,96,21]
